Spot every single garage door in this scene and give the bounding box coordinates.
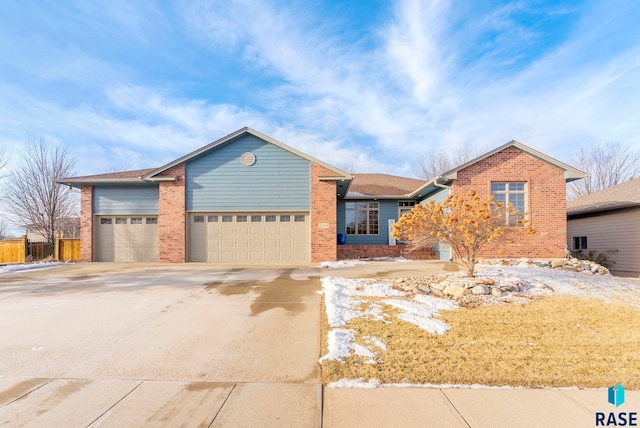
[189,212,309,262]
[95,216,159,262]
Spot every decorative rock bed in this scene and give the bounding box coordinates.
[388,257,611,307]
[478,257,610,275]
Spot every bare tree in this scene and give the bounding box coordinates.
[0,145,8,173]
[106,162,130,173]
[3,138,78,243]
[417,143,485,180]
[0,219,7,239]
[568,141,640,199]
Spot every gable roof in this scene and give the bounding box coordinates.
[346,174,426,198]
[567,178,640,215]
[440,140,586,181]
[408,140,587,199]
[58,128,351,186]
[143,127,351,180]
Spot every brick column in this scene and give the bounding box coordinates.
[80,185,93,262]
[310,164,337,262]
[158,163,186,263]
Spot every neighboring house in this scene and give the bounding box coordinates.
[58,127,585,263]
[26,218,81,241]
[567,178,640,277]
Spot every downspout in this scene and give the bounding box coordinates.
[433,176,452,194]
[432,176,453,261]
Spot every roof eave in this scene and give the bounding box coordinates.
[438,140,587,183]
[319,176,353,181]
[568,202,640,216]
[55,178,150,187]
[408,177,453,199]
[344,194,412,200]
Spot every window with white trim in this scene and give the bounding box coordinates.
[398,201,415,219]
[346,202,379,235]
[491,182,526,225]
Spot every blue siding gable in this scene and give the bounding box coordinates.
[420,188,448,205]
[186,134,310,211]
[93,185,159,214]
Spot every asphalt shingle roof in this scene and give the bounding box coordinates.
[567,178,640,215]
[63,168,156,181]
[347,174,426,197]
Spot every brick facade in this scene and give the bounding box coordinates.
[158,163,186,263]
[80,185,93,262]
[338,244,436,260]
[452,146,567,258]
[310,164,338,262]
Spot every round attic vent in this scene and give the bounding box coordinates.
[241,152,256,166]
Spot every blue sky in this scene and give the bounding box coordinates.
[1,0,639,230]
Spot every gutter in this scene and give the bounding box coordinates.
[433,176,452,193]
[143,176,178,182]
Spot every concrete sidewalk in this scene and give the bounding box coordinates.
[0,377,321,427]
[323,387,639,427]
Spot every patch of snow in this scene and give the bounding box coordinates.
[328,378,381,388]
[319,329,355,362]
[322,278,361,327]
[0,262,64,273]
[353,343,376,363]
[321,260,367,269]
[321,277,404,327]
[381,383,525,390]
[319,328,379,364]
[363,336,387,351]
[361,302,387,322]
[359,256,412,262]
[383,296,457,335]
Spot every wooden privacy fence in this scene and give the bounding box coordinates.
[0,237,26,263]
[55,237,80,262]
[0,235,81,263]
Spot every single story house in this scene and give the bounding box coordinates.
[567,178,640,277]
[59,127,585,263]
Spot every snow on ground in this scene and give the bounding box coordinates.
[383,295,457,334]
[319,276,458,364]
[320,260,367,269]
[320,257,411,268]
[322,261,640,388]
[360,257,412,262]
[0,262,64,273]
[477,264,640,308]
[327,379,529,389]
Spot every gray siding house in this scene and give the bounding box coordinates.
[567,178,640,277]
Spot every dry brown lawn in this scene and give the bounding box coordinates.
[320,295,640,389]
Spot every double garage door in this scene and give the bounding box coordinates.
[95,216,159,262]
[189,212,309,262]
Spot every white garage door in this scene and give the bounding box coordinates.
[95,216,159,262]
[189,213,309,262]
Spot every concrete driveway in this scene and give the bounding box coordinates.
[0,263,322,427]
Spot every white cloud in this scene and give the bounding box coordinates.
[2,0,640,187]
